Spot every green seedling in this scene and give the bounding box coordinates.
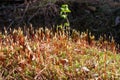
[57,4,71,30]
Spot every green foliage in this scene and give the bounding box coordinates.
[57,4,71,30]
[60,4,71,19]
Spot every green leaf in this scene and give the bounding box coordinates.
[61,15,67,19]
[61,4,71,13]
[64,22,70,27]
[57,24,63,29]
[61,4,68,8]
[65,8,71,13]
[61,8,65,12]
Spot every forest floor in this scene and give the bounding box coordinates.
[0,27,120,79]
[0,1,120,79]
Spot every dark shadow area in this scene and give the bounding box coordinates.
[0,0,120,45]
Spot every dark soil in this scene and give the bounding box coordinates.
[0,0,120,45]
